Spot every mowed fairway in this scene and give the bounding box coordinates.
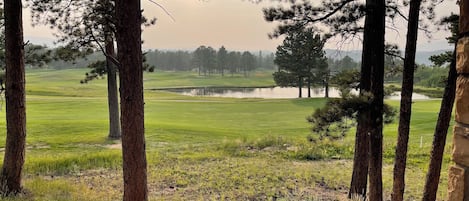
[0,69,452,200]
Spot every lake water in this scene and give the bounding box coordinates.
[163,87,431,100]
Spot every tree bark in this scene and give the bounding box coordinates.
[421,39,457,201]
[391,0,421,200]
[349,0,385,199]
[105,33,121,139]
[115,0,148,200]
[348,13,375,199]
[1,0,26,195]
[307,76,311,98]
[367,0,386,199]
[324,75,329,98]
[349,112,371,199]
[298,76,303,98]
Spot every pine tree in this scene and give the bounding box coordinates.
[1,0,26,195]
[115,0,148,199]
[273,28,328,98]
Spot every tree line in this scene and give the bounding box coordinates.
[144,46,276,75]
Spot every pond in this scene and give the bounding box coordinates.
[161,87,431,100]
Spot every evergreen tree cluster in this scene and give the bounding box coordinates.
[145,46,276,74]
[327,55,360,71]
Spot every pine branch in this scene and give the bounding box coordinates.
[309,0,355,23]
[147,0,176,22]
[90,33,120,67]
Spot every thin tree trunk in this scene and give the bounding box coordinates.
[422,44,457,201]
[1,0,26,195]
[298,76,302,98]
[105,34,121,139]
[116,0,148,200]
[308,76,311,98]
[391,0,421,200]
[324,75,329,98]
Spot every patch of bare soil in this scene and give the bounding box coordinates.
[105,143,122,149]
[314,183,350,201]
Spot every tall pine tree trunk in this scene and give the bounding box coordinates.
[367,0,386,199]
[116,0,148,200]
[105,34,121,139]
[349,0,385,199]
[349,25,373,201]
[421,39,457,201]
[350,0,384,198]
[349,112,371,199]
[391,1,421,200]
[1,0,26,195]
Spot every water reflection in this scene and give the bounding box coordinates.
[166,87,338,99]
[387,91,431,100]
[164,87,431,99]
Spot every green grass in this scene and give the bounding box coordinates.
[144,70,276,89]
[0,69,454,200]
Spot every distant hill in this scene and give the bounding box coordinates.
[325,49,452,66]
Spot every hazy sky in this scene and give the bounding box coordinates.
[23,0,459,52]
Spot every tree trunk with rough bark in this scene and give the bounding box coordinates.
[356,0,386,199]
[1,0,26,195]
[367,0,386,199]
[349,113,370,199]
[348,13,374,200]
[349,0,385,199]
[105,34,121,139]
[115,0,148,200]
[391,0,421,200]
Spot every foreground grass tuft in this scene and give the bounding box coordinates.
[219,136,354,161]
